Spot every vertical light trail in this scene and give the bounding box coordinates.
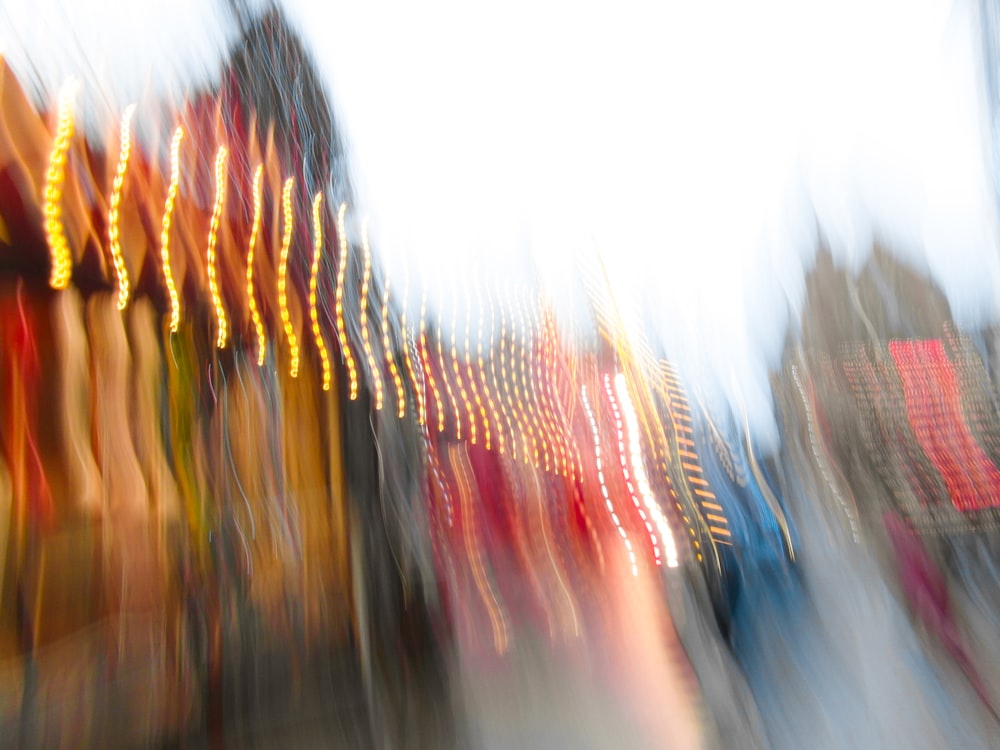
[246,165,267,366]
[402,270,426,424]
[421,335,446,434]
[463,275,484,446]
[530,470,581,638]
[615,372,678,568]
[424,408,454,527]
[380,263,407,418]
[160,126,184,333]
[206,146,229,349]
[419,287,444,432]
[516,287,545,469]
[44,81,78,290]
[529,295,566,475]
[790,360,860,545]
[582,385,637,577]
[505,282,535,464]
[474,272,502,453]
[452,284,477,444]
[309,192,332,391]
[335,203,360,399]
[449,443,510,654]
[661,362,730,551]
[605,372,661,566]
[437,281,461,438]
[494,279,519,462]
[542,307,580,481]
[108,104,136,310]
[359,220,384,408]
[278,177,300,377]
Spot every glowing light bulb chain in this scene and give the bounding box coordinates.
[454,279,477,445]
[359,220,384,408]
[160,126,184,332]
[310,193,332,391]
[419,287,445,432]
[495,280,521,461]
[605,373,662,567]
[514,286,543,468]
[529,293,562,474]
[498,282,526,463]
[615,372,679,567]
[206,146,229,349]
[582,385,637,577]
[539,306,578,480]
[246,165,267,366]
[334,203,360,399]
[654,363,703,563]
[437,282,461,438]
[278,177,300,376]
[401,267,427,425]
[462,271,492,449]
[476,272,505,454]
[108,104,136,310]
[381,263,407,418]
[545,308,577,478]
[548,314,583,481]
[44,81,78,290]
[527,294,564,474]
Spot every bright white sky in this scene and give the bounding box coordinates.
[2,0,997,449]
[285,0,1000,449]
